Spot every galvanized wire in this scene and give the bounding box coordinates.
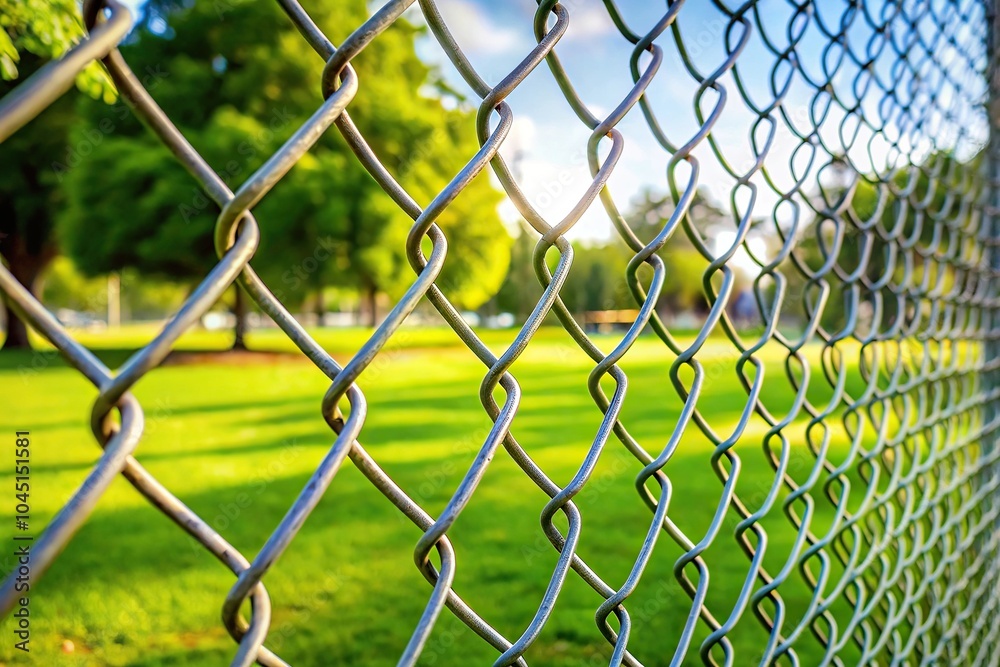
[2,0,1000,665]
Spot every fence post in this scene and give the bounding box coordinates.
[986,0,1000,524]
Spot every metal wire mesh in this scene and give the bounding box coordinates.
[2,0,1000,664]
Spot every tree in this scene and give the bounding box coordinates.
[58,0,510,344]
[783,152,976,333]
[0,0,116,349]
[622,187,729,316]
[494,221,543,321]
[41,257,188,322]
[494,188,732,325]
[556,241,632,315]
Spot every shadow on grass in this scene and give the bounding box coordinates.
[23,436,872,667]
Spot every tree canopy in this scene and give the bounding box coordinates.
[494,188,731,322]
[780,152,978,333]
[0,0,119,348]
[57,0,511,335]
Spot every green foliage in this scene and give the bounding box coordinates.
[554,241,633,314]
[401,126,511,308]
[41,256,188,320]
[0,0,128,348]
[493,221,541,319]
[495,189,724,321]
[624,188,722,313]
[58,0,510,311]
[782,152,978,332]
[0,0,118,259]
[39,256,106,308]
[0,0,115,100]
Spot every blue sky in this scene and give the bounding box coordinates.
[407,0,990,247]
[124,0,991,252]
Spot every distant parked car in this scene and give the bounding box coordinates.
[485,312,516,329]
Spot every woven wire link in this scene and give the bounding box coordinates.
[2,0,1000,664]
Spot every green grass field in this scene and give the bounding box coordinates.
[0,326,880,665]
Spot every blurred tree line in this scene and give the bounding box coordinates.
[491,150,981,337]
[1,1,979,352]
[773,153,977,336]
[494,188,743,323]
[2,0,509,349]
[0,0,118,348]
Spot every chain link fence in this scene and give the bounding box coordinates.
[2,0,1000,664]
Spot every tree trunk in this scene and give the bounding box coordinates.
[1,297,29,349]
[314,285,325,323]
[365,283,378,328]
[1,236,56,351]
[232,284,249,351]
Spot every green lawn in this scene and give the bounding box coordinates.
[0,326,901,665]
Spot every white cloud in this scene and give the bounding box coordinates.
[504,115,537,154]
[492,146,622,241]
[502,0,617,42]
[434,0,529,56]
[562,5,616,41]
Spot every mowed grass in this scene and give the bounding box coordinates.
[0,325,875,666]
